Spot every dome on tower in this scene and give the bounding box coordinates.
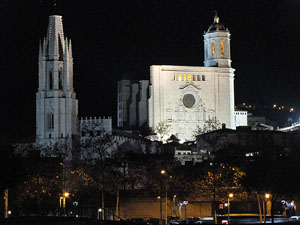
[207,12,226,33]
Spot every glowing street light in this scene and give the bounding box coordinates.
[265,193,270,199]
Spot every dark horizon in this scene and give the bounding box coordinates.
[1,0,300,140]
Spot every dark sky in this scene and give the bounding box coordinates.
[1,0,300,139]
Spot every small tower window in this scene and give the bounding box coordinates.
[188,74,192,81]
[193,75,196,81]
[183,74,187,81]
[58,70,63,90]
[202,75,206,81]
[48,113,54,130]
[220,41,224,56]
[174,74,177,81]
[197,75,201,81]
[178,74,182,81]
[49,71,53,90]
[212,41,216,56]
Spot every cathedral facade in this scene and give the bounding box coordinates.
[148,14,235,141]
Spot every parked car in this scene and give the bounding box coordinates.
[131,218,147,224]
[147,218,160,225]
[289,216,300,223]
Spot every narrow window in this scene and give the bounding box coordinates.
[188,74,192,81]
[220,41,224,56]
[58,70,63,90]
[183,74,186,81]
[49,71,53,90]
[202,75,206,81]
[48,113,54,129]
[174,74,177,81]
[49,133,52,139]
[178,74,182,81]
[197,75,201,81]
[212,41,215,56]
[193,75,196,81]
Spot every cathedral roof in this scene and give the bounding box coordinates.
[207,12,226,33]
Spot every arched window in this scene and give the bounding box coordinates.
[178,74,182,81]
[58,70,63,90]
[49,71,53,90]
[220,41,224,56]
[212,41,216,56]
[188,74,192,81]
[48,113,54,129]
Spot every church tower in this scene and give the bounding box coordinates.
[204,12,231,68]
[36,15,78,146]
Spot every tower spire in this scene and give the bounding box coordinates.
[214,10,219,23]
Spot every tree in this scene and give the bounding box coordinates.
[155,122,171,143]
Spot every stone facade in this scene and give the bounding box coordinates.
[117,80,149,129]
[148,14,235,141]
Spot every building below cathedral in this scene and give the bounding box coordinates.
[118,13,247,141]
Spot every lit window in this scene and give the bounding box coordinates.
[174,74,177,81]
[183,74,186,81]
[178,74,182,81]
[220,41,224,56]
[212,41,215,56]
[188,74,192,81]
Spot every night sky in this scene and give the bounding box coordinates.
[1,0,300,140]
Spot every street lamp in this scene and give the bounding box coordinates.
[228,193,233,224]
[161,170,167,225]
[263,193,270,223]
[60,192,69,216]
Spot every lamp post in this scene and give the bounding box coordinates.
[161,170,167,225]
[60,192,69,216]
[264,193,270,223]
[228,193,233,224]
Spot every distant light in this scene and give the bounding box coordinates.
[98,208,102,212]
[290,108,294,112]
[243,103,246,106]
[161,170,166,175]
[64,192,70,197]
[224,203,228,207]
[273,104,277,108]
[229,193,233,198]
[282,106,285,109]
[8,211,11,215]
[157,196,161,199]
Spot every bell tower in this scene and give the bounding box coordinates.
[36,15,78,146]
[204,12,231,68]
